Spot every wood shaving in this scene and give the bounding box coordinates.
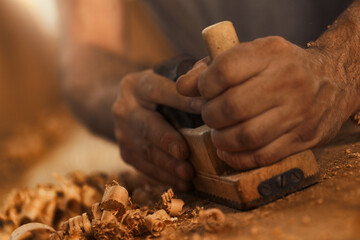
[2,171,226,240]
[101,181,129,218]
[351,112,360,125]
[167,199,184,217]
[9,223,57,240]
[161,188,184,216]
[199,208,226,232]
[144,210,170,237]
[131,184,168,207]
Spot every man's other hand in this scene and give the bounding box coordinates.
[112,70,203,191]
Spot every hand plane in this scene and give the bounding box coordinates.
[155,21,320,210]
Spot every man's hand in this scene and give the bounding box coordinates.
[177,36,360,170]
[112,70,203,190]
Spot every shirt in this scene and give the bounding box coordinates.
[144,0,352,58]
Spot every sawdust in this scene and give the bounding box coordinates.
[1,112,360,240]
[1,171,226,240]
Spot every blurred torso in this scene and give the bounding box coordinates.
[145,0,353,58]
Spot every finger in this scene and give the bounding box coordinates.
[135,70,203,114]
[202,75,281,128]
[148,145,194,181]
[211,106,302,152]
[143,144,194,181]
[176,58,209,97]
[129,108,190,161]
[116,129,194,181]
[217,131,310,170]
[120,147,191,191]
[197,40,272,100]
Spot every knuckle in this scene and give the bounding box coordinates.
[197,74,212,99]
[265,36,290,52]
[114,74,140,116]
[221,97,241,122]
[142,80,158,101]
[214,57,233,84]
[112,100,127,117]
[119,74,136,91]
[237,126,261,149]
[201,103,216,127]
[159,131,179,149]
[199,57,234,99]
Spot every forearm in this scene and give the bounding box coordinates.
[61,44,144,140]
[309,0,360,115]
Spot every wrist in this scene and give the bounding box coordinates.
[306,46,360,120]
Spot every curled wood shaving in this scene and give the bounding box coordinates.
[199,208,226,232]
[161,189,175,205]
[167,199,184,217]
[101,181,129,217]
[144,210,170,237]
[9,223,57,240]
[161,189,184,216]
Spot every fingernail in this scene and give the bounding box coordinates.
[190,98,203,113]
[177,74,185,82]
[217,149,225,160]
[176,162,194,180]
[193,61,207,69]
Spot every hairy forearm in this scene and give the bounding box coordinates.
[61,44,144,140]
[309,0,360,114]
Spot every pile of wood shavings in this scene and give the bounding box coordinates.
[1,172,226,240]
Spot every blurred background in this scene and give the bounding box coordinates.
[0,0,175,198]
[0,0,128,198]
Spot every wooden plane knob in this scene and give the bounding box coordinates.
[202,21,239,59]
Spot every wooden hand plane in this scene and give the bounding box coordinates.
[155,21,320,210]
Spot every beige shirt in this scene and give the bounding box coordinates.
[144,0,352,58]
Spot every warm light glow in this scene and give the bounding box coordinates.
[11,0,59,36]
